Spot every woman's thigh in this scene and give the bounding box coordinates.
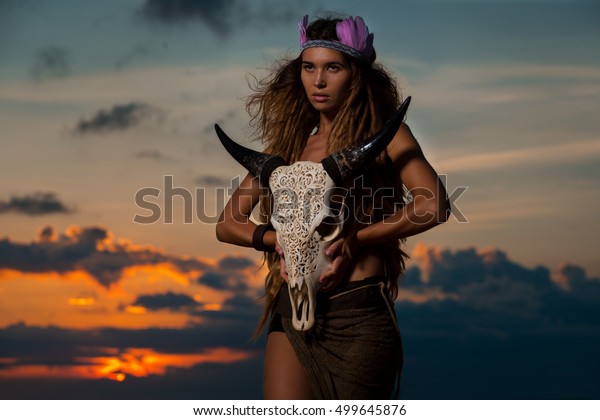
[264,331,313,399]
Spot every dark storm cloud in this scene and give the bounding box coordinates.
[197,272,249,294]
[133,291,198,311]
[0,192,73,216]
[0,312,262,365]
[399,265,421,288]
[0,358,264,400]
[0,320,264,399]
[220,293,262,316]
[198,272,229,290]
[75,102,162,134]
[138,0,301,37]
[218,256,255,271]
[0,319,262,363]
[31,46,69,81]
[394,244,600,398]
[139,0,238,37]
[2,242,599,399]
[397,300,600,399]
[405,245,600,320]
[185,287,262,323]
[0,225,211,288]
[552,263,600,303]
[411,246,555,293]
[196,255,257,293]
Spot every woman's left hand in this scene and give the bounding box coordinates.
[275,241,289,282]
[319,237,352,292]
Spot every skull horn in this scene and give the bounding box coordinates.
[321,96,411,186]
[214,124,286,186]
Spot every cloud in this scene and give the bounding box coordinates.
[31,46,69,81]
[1,241,599,398]
[393,242,600,399]
[132,292,198,311]
[221,293,261,315]
[411,243,546,293]
[410,244,554,291]
[404,242,600,324]
[397,62,600,109]
[139,0,240,37]
[0,192,74,216]
[74,102,163,134]
[218,256,255,271]
[437,138,600,173]
[0,225,212,288]
[388,61,600,166]
[0,224,266,331]
[194,255,259,296]
[198,272,229,290]
[0,322,260,395]
[0,356,263,399]
[0,65,250,135]
[137,0,300,37]
[552,263,600,302]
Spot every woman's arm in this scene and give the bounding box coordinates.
[215,172,277,249]
[319,123,450,288]
[357,122,451,246]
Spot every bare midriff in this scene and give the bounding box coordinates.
[300,136,386,283]
[347,250,385,281]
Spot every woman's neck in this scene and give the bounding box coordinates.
[316,112,336,136]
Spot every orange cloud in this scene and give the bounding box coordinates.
[120,262,199,289]
[0,224,214,289]
[67,297,96,306]
[0,347,256,382]
[0,271,213,329]
[125,305,147,314]
[0,225,264,329]
[411,242,445,283]
[397,288,455,304]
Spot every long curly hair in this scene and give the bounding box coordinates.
[246,16,409,337]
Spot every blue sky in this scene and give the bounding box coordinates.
[0,0,599,399]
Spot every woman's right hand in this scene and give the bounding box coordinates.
[275,242,289,282]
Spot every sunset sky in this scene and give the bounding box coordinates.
[1,0,599,399]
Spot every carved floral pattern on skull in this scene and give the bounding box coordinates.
[270,162,343,330]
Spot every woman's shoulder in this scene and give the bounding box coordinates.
[386,123,423,164]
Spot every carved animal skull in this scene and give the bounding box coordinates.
[215,97,411,330]
[269,161,343,330]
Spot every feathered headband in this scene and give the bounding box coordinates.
[298,15,375,63]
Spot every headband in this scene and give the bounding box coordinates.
[298,15,374,63]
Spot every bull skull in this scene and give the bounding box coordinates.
[215,97,411,330]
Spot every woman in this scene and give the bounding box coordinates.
[216,15,450,399]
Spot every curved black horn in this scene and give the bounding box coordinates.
[321,96,411,186]
[214,124,286,186]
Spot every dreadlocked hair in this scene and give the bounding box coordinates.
[245,16,409,339]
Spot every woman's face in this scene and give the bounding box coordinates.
[301,47,353,117]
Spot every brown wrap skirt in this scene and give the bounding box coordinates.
[271,277,403,399]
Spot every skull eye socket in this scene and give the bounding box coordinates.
[315,216,341,241]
